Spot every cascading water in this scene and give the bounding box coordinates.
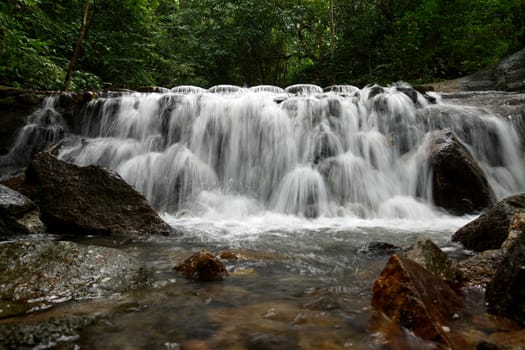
[46,84,524,221]
[0,95,65,171]
[6,83,524,221]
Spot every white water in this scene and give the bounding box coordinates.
[3,83,525,228]
[51,84,525,223]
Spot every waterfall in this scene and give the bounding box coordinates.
[4,84,525,219]
[0,96,65,169]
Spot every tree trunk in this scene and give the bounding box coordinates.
[63,0,95,91]
[328,0,336,84]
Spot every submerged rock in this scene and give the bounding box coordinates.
[3,150,172,236]
[371,255,463,348]
[0,184,44,239]
[0,240,151,317]
[175,250,228,281]
[485,213,525,324]
[452,193,525,252]
[0,314,97,349]
[430,129,496,215]
[357,241,400,256]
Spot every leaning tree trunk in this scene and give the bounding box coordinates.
[63,0,95,91]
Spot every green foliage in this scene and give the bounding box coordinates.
[0,0,523,89]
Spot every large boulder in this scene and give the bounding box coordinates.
[0,184,44,239]
[371,255,463,348]
[485,213,525,324]
[2,150,172,236]
[452,193,525,252]
[430,129,496,215]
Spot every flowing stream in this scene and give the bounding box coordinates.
[1,83,525,348]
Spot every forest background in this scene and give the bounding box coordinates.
[1,0,524,91]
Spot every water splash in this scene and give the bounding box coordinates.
[4,84,525,220]
[0,96,65,169]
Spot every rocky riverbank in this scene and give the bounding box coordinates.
[371,194,525,348]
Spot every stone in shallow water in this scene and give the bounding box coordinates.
[403,238,459,282]
[0,240,151,317]
[485,213,525,324]
[371,255,463,348]
[175,250,228,281]
[0,315,97,349]
[430,129,496,215]
[0,184,44,238]
[3,149,172,236]
[452,193,525,252]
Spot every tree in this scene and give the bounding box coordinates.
[63,0,95,91]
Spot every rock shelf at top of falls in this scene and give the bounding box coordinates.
[2,82,524,221]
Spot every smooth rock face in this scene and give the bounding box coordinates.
[3,150,172,236]
[371,255,463,348]
[485,214,525,324]
[0,240,150,316]
[430,129,496,215]
[0,184,44,238]
[452,193,525,252]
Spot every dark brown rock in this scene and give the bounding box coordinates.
[430,129,496,215]
[452,193,525,252]
[485,213,525,324]
[175,250,228,281]
[371,255,463,348]
[3,150,172,236]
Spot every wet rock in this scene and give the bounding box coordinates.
[0,184,44,238]
[430,129,496,215]
[403,238,459,282]
[371,255,463,348]
[3,150,172,236]
[357,241,400,256]
[0,240,151,316]
[175,250,228,281]
[485,214,525,324]
[0,314,97,349]
[452,193,525,252]
[481,329,525,349]
[457,250,504,287]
